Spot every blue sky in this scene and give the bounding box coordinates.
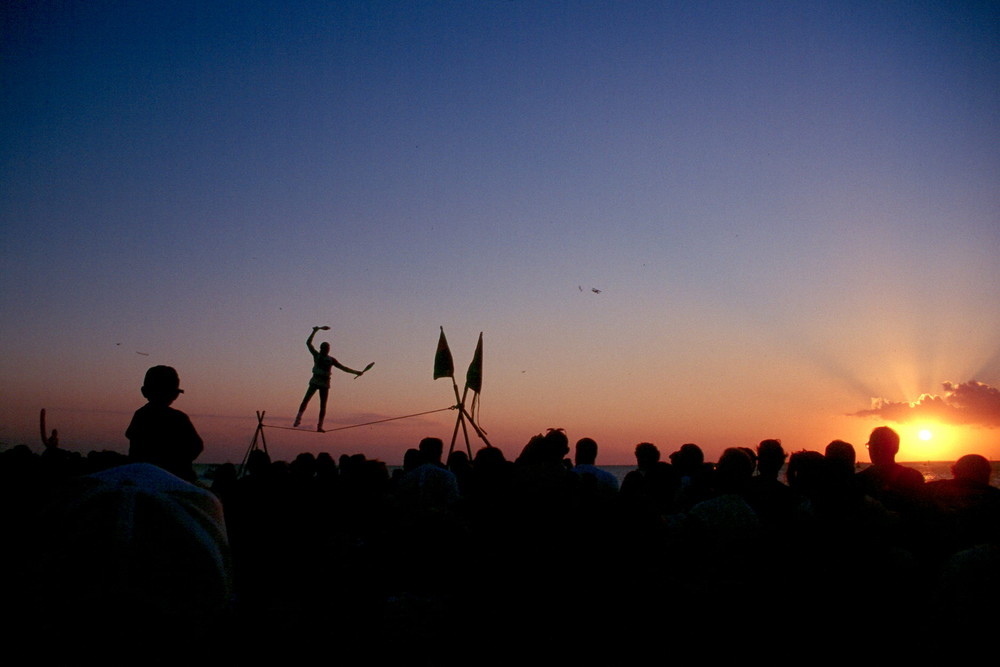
[3,1,999,463]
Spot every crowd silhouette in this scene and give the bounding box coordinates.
[3,415,999,663]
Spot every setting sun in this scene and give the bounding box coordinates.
[897,423,965,462]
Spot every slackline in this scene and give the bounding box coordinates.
[264,405,456,433]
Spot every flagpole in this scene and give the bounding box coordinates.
[449,380,471,458]
[436,327,490,458]
[458,400,491,448]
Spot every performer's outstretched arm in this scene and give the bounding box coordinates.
[306,327,319,355]
[331,358,363,376]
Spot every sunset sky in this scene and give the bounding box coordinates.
[3,1,999,465]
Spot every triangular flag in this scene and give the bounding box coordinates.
[466,332,483,394]
[433,327,454,379]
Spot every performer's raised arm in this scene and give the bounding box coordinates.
[306,326,320,355]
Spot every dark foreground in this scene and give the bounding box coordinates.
[2,436,998,665]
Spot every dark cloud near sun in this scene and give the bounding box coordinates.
[851,381,1000,428]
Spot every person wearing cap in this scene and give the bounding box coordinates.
[126,365,203,482]
[293,326,366,432]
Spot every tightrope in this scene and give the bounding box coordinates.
[264,405,456,433]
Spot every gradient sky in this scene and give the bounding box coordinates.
[3,1,999,464]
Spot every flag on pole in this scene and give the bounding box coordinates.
[434,326,454,379]
[466,332,483,393]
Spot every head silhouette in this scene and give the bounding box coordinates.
[716,447,755,493]
[787,450,826,495]
[419,437,444,464]
[756,439,786,478]
[140,366,183,405]
[575,438,598,466]
[634,442,660,470]
[403,447,423,472]
[867,426,900,465]
[672,443,704,475]
[952,454,991,485]
[825,440,856,477]
[541,428,569,462]
[319,341,330,355]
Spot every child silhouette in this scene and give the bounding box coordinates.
[126,365,203,482]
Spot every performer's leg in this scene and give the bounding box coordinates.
[317,387,329,432]
[295,385,317,427]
